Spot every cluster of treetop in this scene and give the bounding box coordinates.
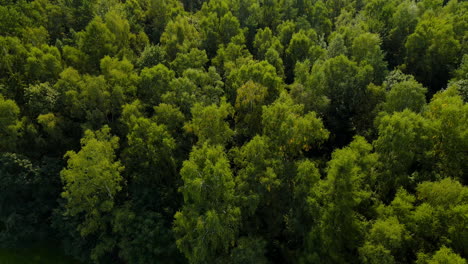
[0,0,467,263]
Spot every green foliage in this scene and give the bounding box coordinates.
[253,27,283,60]
[234,81,268,139]
[229,236,268,264]
[100,56,139,99]
[77,16,118,71]
[373,178,468,262]
[453,54,468,81]
[212,34,252,77]
[233,135,279,216]
[153,103,186,136]
[54,63,134,129]
[351,32,387,83]
[144,0,184,43]
[386,0,419,66]
[1,0,468,263]
[290,61,330,115]
[199,10,241,57]
[227,60,283,103]
[307,0,332,36]
[405,12,462,91]
[424,87,468,180]
[24,82,59,115]
[417,246,467,264]
[383,79,427,113]
[25,44,62,83]
[174,143,240,263]
[0,36,28,78]
[359,243,396,264]
[359,216,410,263]
[61,126,123,237]
[138,64,175,106]
[0,95,21,152]
[262,93,329,157]
[374,110,434,196]
[285,29,325,81]
[136,44,166,69]
[312,55,373,143]
[170,48,208,75]
[113,207,182,264]
[184,99,234,146]
[160,15,201,62]
[327,32,348,59]
[161,67,225,115]
[286,30,315,64]
[122,115,176,183]
[305,136,378,263]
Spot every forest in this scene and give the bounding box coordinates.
[0,0,467,263]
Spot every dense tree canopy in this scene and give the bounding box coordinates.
[0,0,467,263]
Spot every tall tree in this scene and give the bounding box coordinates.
[0,95,21,152]
[77,16,117,72]
[405,13,461,92]
[184,99,234,146]
[160,15,201,62]
[60,126,124,260]
[304,137,378,263]
[383,79,427,113]
[174,143,240,263]
[311,55,373,145]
